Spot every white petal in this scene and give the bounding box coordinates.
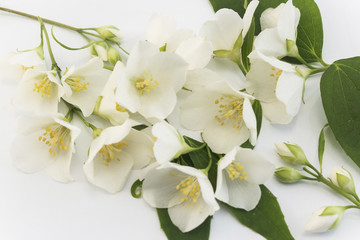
[180,91,219,130]
[203,119,250,154]
[175,37,213,69]
[142,167,187,208]
[277,0,300,41]
[146,14,177,48]
[260,3,285,30]
[275,71,303,116]
[234,148,275,184]
[262,100,293,124]
[168,195,214,232]
[166,29,194,52]
[183,68,223,91]
[152,122,183,164]
[45,146,74,183]
[254,28,286,58]
[123,129,154,169]
[242,98,257,145]
[305,207,337,232]
[84,151,134,193]
[200,8,243,50]
[242,0,259,37]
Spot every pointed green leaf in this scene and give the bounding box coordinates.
[318,123,328,172]
[156,209,211,240]
[242,19,255,72]
[223,185,294,240]
[209,0,245,16]
[320,57,360,167]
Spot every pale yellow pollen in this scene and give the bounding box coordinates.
[175,176,201,204]
[22,65,34,71]
[115,102,128,113]
[38,124,70,157]
[214,96,244,130]
[135,72,158,95]
[98,141,128,166]
[33,75,52,98]
[66,76,89,92]
[226,162,248,181]
[269,68,283,93]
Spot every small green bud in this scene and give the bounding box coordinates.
[295,66,311,79]
[275,166,303,183]
[95,26,122,41]
[275,142,309,165]
[107,46,122,65]
[330,167,357,196]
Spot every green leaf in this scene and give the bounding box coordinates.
[208,0,324,63]
[320,57,360,167]
[223,185,294,240]
[241,19,255,72]
[156,209,211,240]
[292,0,323,63]
[318,123,329,172]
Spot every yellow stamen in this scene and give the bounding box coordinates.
[22,65,34,71]
[175,176,200,204]
[66,76,89,92]
[135,72,158,95]
[214,96,244,130]
[33,75,52,98]
[38,124,70,157]
[226,162,248,181]
[98,141,128,166]
[115,102,128,112]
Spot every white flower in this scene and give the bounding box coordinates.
[12,69,64,113]
[215,147,274,210]
[330,167,356,196]
[180,78,257,154]
[142,163,219,232]
[254,0,300,58]
[305,206,345,232]
[116,41,188,120]
[0,50,45,81]
[11,114,80,182]
[152,121,199,164]
[147,14,213,69]
[84,120,154,193]
[246,51,303,124]
[61,57,110,117]
[94,62,129,125]
[199,1,259,51]
[91,43,108,61]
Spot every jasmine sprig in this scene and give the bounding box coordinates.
[275,124,360,232]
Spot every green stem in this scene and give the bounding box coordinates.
[236,61,247,76]
[64,108,74,122]
[303,167,319,178]
[0,7,79,31]
[295,54,315,69]
[39,18,62,77]
[74,110,98,131]
[309,66,328,76]
[318,176,360,207]
[201,146,213,176]
[103,65,114,71]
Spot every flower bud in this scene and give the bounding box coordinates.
[107,47,122,65]
[90,42,108,61]
[330,167,356,196]
[275,166,303,183]
[275,142,309,165]
[286,39,299,58]
[305,206,345,232]
[95,26,122,42]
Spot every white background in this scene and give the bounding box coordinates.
[1,0,360,239]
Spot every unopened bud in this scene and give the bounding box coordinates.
[107,47,122,65]
[91,42,108,61]
[330,167,356,196]
[275,142,309,165]
[286,39,299,58]
[275,166,303,183]
[305,206,345,232]
[95,26,122,42]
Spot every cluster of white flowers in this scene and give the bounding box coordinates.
[3,0,312,233]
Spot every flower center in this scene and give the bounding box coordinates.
[214,96,244,130]
[135,72,159,95]
[33,75,52,98]
[98,141,128,166]
[226,162,248,181]
[176,176,201,203]
[66,76,90,92]
[269,67,283,93]
[38,124,70,157]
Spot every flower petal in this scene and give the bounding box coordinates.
[254,28,286,58]
[147,14,177,48]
